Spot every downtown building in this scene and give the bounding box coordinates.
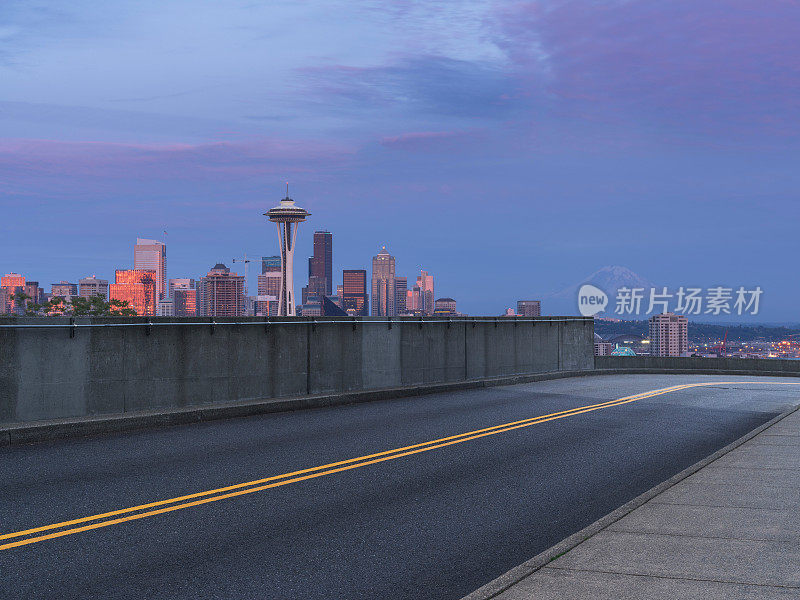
[255,256,281,316]
[649,312,689,357]
[1,273,26,314]
[394,277,408,315]
[197,264,245,317]
[134,238,167,301]
[79,276,109,300]
[407,270,434,316]
[371,246,395,316]
[517,300,541,317]
[110,270,157,316]
[169,278,196,317]
[342,269,369,316]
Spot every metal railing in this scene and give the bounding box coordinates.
[0,316,591,329]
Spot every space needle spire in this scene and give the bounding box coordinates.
[265,183,310,316]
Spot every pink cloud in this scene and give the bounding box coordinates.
[0,137,355,180]
[379,129,484,150]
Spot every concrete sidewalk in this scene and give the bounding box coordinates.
[481,408,800,599]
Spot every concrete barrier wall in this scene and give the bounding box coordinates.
[596,355,800,375]
[0,316,594,424]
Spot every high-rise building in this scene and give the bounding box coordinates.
[265,188,310,316]
[649,312,688,357]
[406,286,422,314]
[394,277,407,315]
[79,276,109,300]
[371,247,396,316]
[197,264,245,316]
[517,300,541,317]
[24,281,42,305]
[433,297,457,315]
[134,239,167,301]
[110,270,157,315]
[51,280,78,298]
[256,268,280,317]
[262,256,281,273]
[416,270,435,316]
[1,273,25,313]
[342,269,368,316]
[173,288,197,317]
[309,231,333,296]
[157,298,174,317]
[168,278,195,299]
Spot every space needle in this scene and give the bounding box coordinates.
[265,184,310,316]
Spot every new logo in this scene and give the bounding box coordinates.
[577,284,608,317]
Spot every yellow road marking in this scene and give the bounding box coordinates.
[2,380,798,551]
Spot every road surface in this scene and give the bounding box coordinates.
[2,374,798,599]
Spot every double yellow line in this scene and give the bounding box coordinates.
[2,380,797,551]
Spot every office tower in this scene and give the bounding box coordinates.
[24,281,41,305]
[649,312,688,357]
[257,265,281,317]
[110,270,157,315]
[51,281,78,298]
[407,286,422,314]
[197,264,245,317]
[371,246,396,316]
[173,288,197,317]
[265,188,310,316]
[394,277,407,315]
[341,269,368,316]
[416,270,435,316]
[517,300,541,317]
[134,238,167,301]
[79,276,109,300]
[157,298,174,316]
[262,256,281,273]
[433,298,457,315]
[309,231,333,296]
[168,278,195,299]
[1,273,25,313]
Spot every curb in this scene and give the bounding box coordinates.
[460,402,800,600]
[0,368,597,446]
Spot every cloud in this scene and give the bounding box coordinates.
[379,129,484,150]
[0,137,355,181]
[490,0,800,139]
[298,55,522,121]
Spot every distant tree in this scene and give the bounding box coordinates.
[12,291,31,315]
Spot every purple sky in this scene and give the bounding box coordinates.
[1,1,798,320]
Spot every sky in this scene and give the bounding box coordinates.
[1,0,798,320]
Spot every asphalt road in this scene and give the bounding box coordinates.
[2,374,798,600]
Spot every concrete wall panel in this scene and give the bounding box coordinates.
[0,316,593,425]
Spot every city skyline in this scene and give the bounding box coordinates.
[2,2,798,320]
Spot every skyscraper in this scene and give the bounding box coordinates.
[416,270,435,316]
[110,270,157,315]
[371,246,396,316]
[168,278,195,299]
[265,188,310,316]
[51,281,78,301]
[170,278,196,316]
[649,312,688,357]
[197,264,245,316]
[256,260,281,317]
[394,277,407,315]
[1,273,25,314]
[134,239,167,301]
[262,256,281,273]
[173,288,197,317]
[79,276,109,300]
[342,269,368,316]
[309,231,333,296]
